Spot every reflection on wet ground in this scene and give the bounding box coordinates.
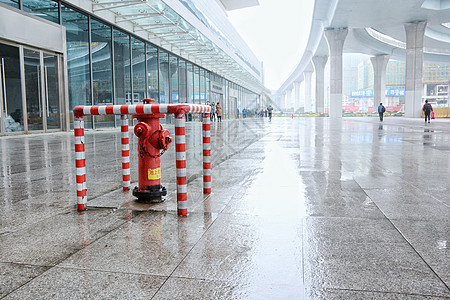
[1,117,449,299]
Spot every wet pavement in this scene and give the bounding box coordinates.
[0,116,449,299]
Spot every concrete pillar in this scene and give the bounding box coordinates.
[312,56,328,113]
[304,71,313,113]
[404,21,426,118]
[294,81,301,113]
[370,55,390,109]
[287,88,293,111]
[324,28,348,118]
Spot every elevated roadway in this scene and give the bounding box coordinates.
[276,0,450,118]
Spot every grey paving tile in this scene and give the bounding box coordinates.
[155,276,305,300]
[305,195,383,219]
[0,193,70,234]
[393,219,450,286]
[303,217,450,298]
[173,214,304,287]
[0,210,128,266]
[0,263,48,298]
[365,188,450,221]
[58,211,217,276]
[3,267,165,300]
[306,288,449,300]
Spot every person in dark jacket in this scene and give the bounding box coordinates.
[423,100,433,123]
[378,103,386,121]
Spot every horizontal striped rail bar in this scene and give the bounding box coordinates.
[74,103,211,117]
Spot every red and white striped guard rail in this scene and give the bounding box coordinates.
[73,102,212,215]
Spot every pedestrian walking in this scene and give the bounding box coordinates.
[210,102,216,122]
[378,102,386,121]
[216,102,222,122]
[242,108,247,118]
[423,100,433,123]
[267,104,273,121]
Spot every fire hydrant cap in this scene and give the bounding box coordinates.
[160,130,172,150]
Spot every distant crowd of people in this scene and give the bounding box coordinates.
[241,104,274,120]
[207,102,274,122]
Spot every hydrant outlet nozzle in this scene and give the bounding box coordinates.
[134,122,150,137]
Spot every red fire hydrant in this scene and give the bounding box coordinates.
[133,99,172,202]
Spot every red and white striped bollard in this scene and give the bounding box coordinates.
[74,117,87,211]
[202,113,211,194]
[121,114,130,191]
[175,113,187,216]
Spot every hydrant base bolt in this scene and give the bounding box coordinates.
[132,185,167,203]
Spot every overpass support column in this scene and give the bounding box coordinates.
[370,55,390,108]
[325,28,348,118]
[281,92,286,111]
[287,87,293,112]
[304,70,313,113]
[313,56,328,113]
[404,21,426,118]
[294,81,301,113]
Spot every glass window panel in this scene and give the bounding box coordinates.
[200,69,206,104]
[43,53,61,130]
[23,0,59,24]
[0,0,18,9]
[186,62,193,103]
[131,37,145,103]
[1,42,23,132]
[205,71,210,104]
[61,5,91,128]
[178,59,187,103]
[158,50,169,104]
[193,65,200,104]
[169,55,178,104]
[91,19,112,105]
[24,49,42,131]
[146,44,158,101]
[91,18,113,128]
[113,30,130,105]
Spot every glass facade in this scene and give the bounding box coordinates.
[61,4,92,128]
[91,18,113,128]
[186,62,193,103]
[113,29,130,106]
[158,50,169,103]
[131,37,145,103]
[0,0,18,9]
[0,0,259,134]
[179,59,187,103]
[170,54,178,103]
[23,0,59,23]
[146,44,158,101]
[193,65,200,104]
[1,42,23,131]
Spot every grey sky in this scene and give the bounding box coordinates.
[228,0,314,90]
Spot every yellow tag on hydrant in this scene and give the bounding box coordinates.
[148,168,161,180]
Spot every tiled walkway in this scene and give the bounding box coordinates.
[1,117,449,299]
